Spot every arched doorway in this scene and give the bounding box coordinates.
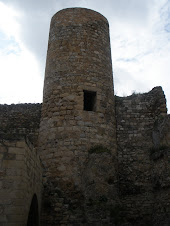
[27,194,39,226]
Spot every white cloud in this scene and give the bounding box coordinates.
[0,0,169,112]
[109,0,170,111]
[0,2,20,38]
[0,2,43,104]
[0,44,43,103]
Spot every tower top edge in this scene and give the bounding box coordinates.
[51,7,108,24]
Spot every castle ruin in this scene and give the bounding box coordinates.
[0,8,170,226]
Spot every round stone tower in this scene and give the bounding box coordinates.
[39,8,118,225]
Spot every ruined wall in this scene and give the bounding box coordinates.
[0,138,42,226]
[0,104,41,146]
[151,114,170,225]
[115,86,169,225]
[39,8,118,225]
[151,148,170,226]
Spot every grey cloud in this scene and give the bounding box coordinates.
[1,0,170,111]
[2,0,156,67]
[2,0,75,71]
[116,58,138,63]
[114,66,149,97]
[82,0,155,26]
[165,23,170,32]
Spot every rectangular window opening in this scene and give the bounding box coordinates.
[83,90,96,111]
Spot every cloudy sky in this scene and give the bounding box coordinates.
[0,0,170,112]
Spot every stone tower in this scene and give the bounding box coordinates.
[38,8,118,225]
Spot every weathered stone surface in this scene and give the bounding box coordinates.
[115,87,170,225]
[0,104,41,146]
[0,139,42,226]
[38,7,117,225]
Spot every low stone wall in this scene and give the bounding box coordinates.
[0,104,41,146]
[115,86,168,224]
[0,138,42,226]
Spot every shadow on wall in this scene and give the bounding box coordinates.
[27,194,39,226]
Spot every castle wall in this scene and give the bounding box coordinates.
[115,86,169,225]
[0,104,41,146]
[151,148,170,225]
[0,138,42,226]
[38,8,118,225]
[151,114,170,225]
[0,7,169,226]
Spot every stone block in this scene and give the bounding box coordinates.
[3,153,16,160]
[16,141,26,148]
[2,160,25,169]
[0,214,7,222]
[8,147,25,155]
[5,206,25,215]
[6,214,25,223]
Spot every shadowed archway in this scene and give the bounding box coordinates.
[27,194,39,226]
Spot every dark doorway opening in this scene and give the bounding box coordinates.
[83,90,96,111]
[27,194,39,226]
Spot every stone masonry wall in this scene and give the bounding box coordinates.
[151,149,170,226]
[39,8,118,225]
[115,86,168,225]
[0,138,42,226]
[0,104,41,146]
[151,114,170,225]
